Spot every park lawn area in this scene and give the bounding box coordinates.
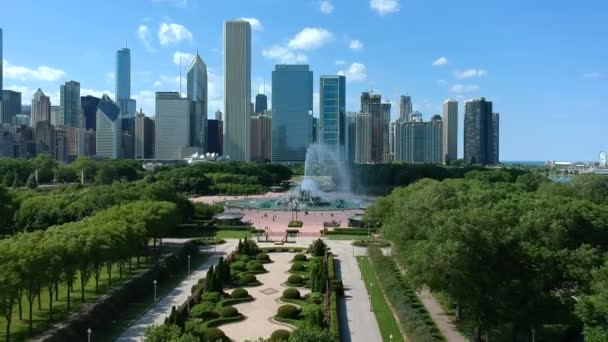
[358,256,405,342]
[98,252,211,342]
[326,234,373,241]
[0,257,152,342]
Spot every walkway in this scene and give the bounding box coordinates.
[417,289,466,342]
[117,240,237,341]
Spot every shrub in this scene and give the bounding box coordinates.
[219,306,239,318]
[236,254,250,262]
[293,254,307,262]
[282,288,301,300]
[270,329,291,341]
[302,303,324,327]
[288,220,303,227]
[287,274,304,285]
[247,261,265,272]
[201,291,222,304]
[198,327,227,342]
[240,273,257,285]
[256,253,271,262]
[231,288,249,299]
[309,238,327,257]
[277,304,301,319]
[307,292,324,304]
[190,302,218,320]
[230,261,246,272]
[290,263,306,272]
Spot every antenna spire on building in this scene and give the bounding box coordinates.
[179,56,182,96]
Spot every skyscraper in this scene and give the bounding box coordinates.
[464,97,499,165]
[395,115,443,163]
[319,75,346,160]
[187,52,207,150]
[382,102,392,162]
[360,92,383,163]
[0,28,3,104]
[353,112,373,164]
[135,109,155,159]
[1,90,21,124]
[223,20,251,161]
[81,95,101,131]
[215,109,223,121]
[271,64,313,162]
[31,89,51,128]
[442,99,458,163]
[116,47,135,158]
[251,111,271,162]
[399,95,412,121]
[96,94,121,159]
[50,106,61,126]
[255,94,268,114]
[155,92,190,160]
[60,81,81,128]
[207,119,223,155]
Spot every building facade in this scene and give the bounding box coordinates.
[354,112,373,164]
[464,97,499,165]
[96,94,121,159]
[116,48,135,158]
[395,115,443,163]
[271,64,313,162]
[255,94,268,114]
[399,95,412,121]
[50,106,61,126]
[81,95,100,131]
[60,81,81,128]
[223,20,251,161]
[382,102,392,162]
[31,89,51,128]
[135,109,155,159]
[442,99,458,163]
[251,111,271,162]
[1,90,21,125]
[360,92,383,163]
[319,75,346,161]
[35,121,55,157]
[207,119,223,155]
[187,53,207,150]
[155,92,190,160]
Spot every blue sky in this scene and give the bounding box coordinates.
[1,0,606,161]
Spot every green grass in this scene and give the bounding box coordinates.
[326,234,373,241]
[168,227,252,239]
[98,252,211,342]
[0,257,152,342]
[358,256,405,342]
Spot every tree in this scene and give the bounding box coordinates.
[143,324,182,342]
[0,245,20,342]
[2,171,13,187]
[0,186,16,234]
[25,173,38,189]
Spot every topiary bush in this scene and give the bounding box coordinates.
[231,288,249,299]
[270,329,291,341]
[240,273,257,285]
[287,274,304,286]
[277,304,301,319]
[230,261,246,272]
[199,327,227,342]
[190,302,218,320]
[247,261,265,272]
[282,288,301,300]
[290,263,306,272]
[219,306,240,318]
[236,254,250,262]
[306,292,324,304]
[256,253,271,262]
[201,291,222,304]
[293,254,307,262]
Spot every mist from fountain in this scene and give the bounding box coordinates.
[302,143,351,195]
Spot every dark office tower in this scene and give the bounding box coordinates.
[464,97,499,165]
[1,90,22,124]
[135,109,155,159]
[312,117,318,143]
[255,94,267,114]
[360,92,383,163]
[360,92,370,113]
[491,113,500,165]
[81,95,101,131]
[207,119,223,155]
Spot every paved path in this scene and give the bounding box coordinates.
[417,289,466,342]
[326,240,383,342]
[117,240,237,341]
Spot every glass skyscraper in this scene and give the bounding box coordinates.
[319,75,346,160]
[116,47,135,157]
[0,28,3,103]
[271,65,313,162]
[96,94,122,159]
[187,53,207,150]
[60,81,81,127]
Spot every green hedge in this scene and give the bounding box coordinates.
[202,315,245,328]
[352,239,391,247]
[214,225,254,231]
[368,246,444,341]
[323,228,378,235]
[260,247,306,253]
[288,220,303,227]
[217,296,254,308]
[328,253,336,281]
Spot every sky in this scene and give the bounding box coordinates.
[0,0,606,161]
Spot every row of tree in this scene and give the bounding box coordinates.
[366,172,608,340]
[0,200,182,341]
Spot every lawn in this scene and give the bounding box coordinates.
[358,256,405,342]
[168,227,252,239]
[326,234,373,241]
[0,257,152,342]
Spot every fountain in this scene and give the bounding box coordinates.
[225,143,372,211]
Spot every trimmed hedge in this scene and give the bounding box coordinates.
[261,247,306,253]
[217,296,254,309]
[219,306,239,318]
[287,274,304,286]
[288,220,303,227]
[240,273,258,286]
[328,253,336,280]
[201,291,222,304]
[230,261,246,272]
[352,239,391,247]
[277,304,301,319]
[324,227,378,235]
[293,254,307,262]
[256,253,271,263]
[231,288,249,299]
[368,246,444,341]
[199,327,228,341]
[290,263,306,272]
[247,261,266,272]
[270,329,291,341]
[214,225,254,231]
[282,288,301,300]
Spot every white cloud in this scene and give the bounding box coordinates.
[320,0,334,14]
[152,0,187,8]
[240,18,263,31]
[335,60,345,66]
[437,79,448,86]
[137,25,154,51]
[82,88,115,101]
[132,90,156,116]
[583,72,602,79]
[370,0,400,16]
[3,60,66,81]
[288,28,334,51]
[450,84,480,93]
[262,45,308,64]
[432,56,448,66]
[338,62,368,82]
[153,81,162,87]
[173,51,194,66]
[454,69,487,79]
[349,39,364,51]
[158,22,193,45]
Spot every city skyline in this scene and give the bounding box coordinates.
[0,0,606,160]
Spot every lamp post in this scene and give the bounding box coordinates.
[187,255,191,279]
[87,328,92,342]
[389,334,393,342]
[153,280,157,302]
[369,282,373,312]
